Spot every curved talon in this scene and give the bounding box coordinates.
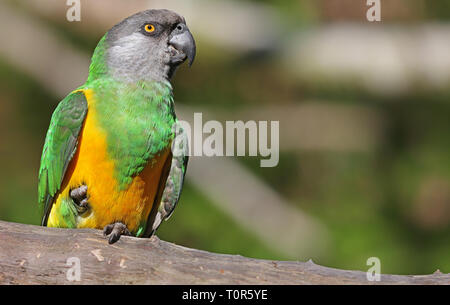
[103,222,131,244]
[70,185,89,213]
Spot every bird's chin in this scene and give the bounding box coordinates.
[168,45,187,66]
[166,49,185,79]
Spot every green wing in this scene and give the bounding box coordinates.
[38,91,88,226]
[147,121,189,236]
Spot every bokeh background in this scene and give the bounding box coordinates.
[0,0,449,275]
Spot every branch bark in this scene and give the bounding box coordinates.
[0,221,448,284]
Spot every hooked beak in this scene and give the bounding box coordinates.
[169,24,196,67]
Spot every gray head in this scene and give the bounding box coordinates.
[103,9,196,83]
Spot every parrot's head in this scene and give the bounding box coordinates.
[101,9,196,82]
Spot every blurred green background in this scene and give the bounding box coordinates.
[0,0,449,275]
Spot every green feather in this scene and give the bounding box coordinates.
[82,78,175,189]
[38,91,88,225]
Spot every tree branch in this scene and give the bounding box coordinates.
[0,221,448,284]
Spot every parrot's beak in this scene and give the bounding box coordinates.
[169,24,196,67]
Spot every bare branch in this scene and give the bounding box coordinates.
[0,221,448,284]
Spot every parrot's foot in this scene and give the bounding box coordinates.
[103,222,131,244]
[70,185,89,213]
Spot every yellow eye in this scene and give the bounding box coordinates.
[144,24,155,33]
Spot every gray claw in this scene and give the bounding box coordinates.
[70,185,89,213]
[103,222,131,244]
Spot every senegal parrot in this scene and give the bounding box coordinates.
[38,9,195,243]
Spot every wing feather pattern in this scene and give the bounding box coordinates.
[38,91,88,225]
[148,121,189,235]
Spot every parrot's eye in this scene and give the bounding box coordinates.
[144,24,155,33]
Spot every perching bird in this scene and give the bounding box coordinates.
[38,9,194,244]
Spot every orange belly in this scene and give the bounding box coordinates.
[47,89,170,234]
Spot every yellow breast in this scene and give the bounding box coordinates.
[47,89,170,234]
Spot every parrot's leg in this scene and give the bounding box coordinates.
[70,185,89,213]
[103,222,131,244]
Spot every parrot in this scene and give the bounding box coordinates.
[37,9,195,244]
